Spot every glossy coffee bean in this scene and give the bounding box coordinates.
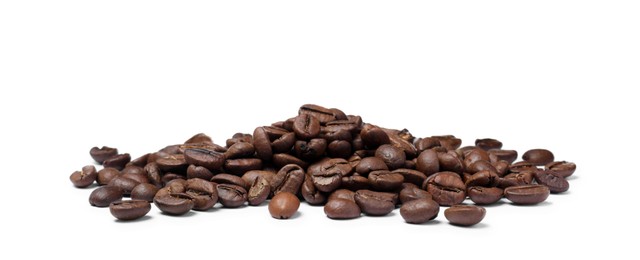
[309,159,351,193]
[533,170,570,193]
[416,149,440,176]
[211,173,247,189]
[184,148,225,171]
[545,161,576,178]
[224,158,263,175]
[465,170,499,187]
[269,192,300,219]
[217,184,247,208]
[103,153,131,171]
[504,185,550,205]
[360,124,390,149]
[355,157,388,176]
[89,186,124,207]
[437,151,464,173]
[293,114,321,140]
[424,172,466,206]
[475,138,502,151]
[252,127,273,162]
[522,149,554,166]
[186,165,215,181]
[272,164,305,195]
[185,178,218,211]
[299,104,338,124]
[509,161,538,173]
[294,138,327,160]
[488,149,518,164]
[400,198,440,224]
[368,170,404,191]
[154,193,195,215]
[97,167,120,186]
[467,186,503,205]
[241,170,275,189]
[224,142,255,159]
[184,133,213,144]
[444,205,486,226]
[328,189,356,202]
[70,165,97,188]
[248,176,271,206]
[90,146,118,164]
[375,144,406,170]
[272,153,308,169]
[155,154,188,173]
[109,200,151,221]
[399,186,432,204]
[301,174,326,205]
[324,198,361,219]
[354,190,396,216]
[130,183,160,202]
[108,176,140,195]
[392,169,427,187]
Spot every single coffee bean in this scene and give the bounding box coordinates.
[416,149,440,176]
[324,198,361,219]
[497,172,534,188]
[130,183,160,202]
[89,186,124,207]
[155,154,188,173]
[252,127,273,162]
[179,142,226,154]
[183,148,225,171]
[414,137,440,152]
[328,189,356,202]
[109,200,151,221]
[466,160,497,174]
[121,165,146,176]
[465,170,499,187]
[383,128,418,159]
[400,198,440,224]
[375,144,406,170]
[211,173,247,189]
[186,165,215,181]
[224,142,255,159]
[269,192,300,219]
[298,104,338,124]
[184,133,213,144]
[226,133,253,147]
[121,171,149,184]
[522,149,554,166]
[444,205,486,226]
[70,165,97,188]
[355,157,389,176]
[340,175,370,191]
[224,158,263,175]
[504,184,550,205]
[272,153,308,169]
[185,178,218,211]
[301,174,327,205]
[128,153,151,168]
[368,170,404,191]
[97,167,120,186]
[241,170,275,189]
[493,160,510,177]
[475,138,503,151]
[463,149,490,171]
[248,176,271,206]
[108,176,140,196]
[509,161,538,174]
[392,168,427,187]
[271,132,296,153]
[159,144,182,154]
[437,151,464,173]
[217,184,247,208]
[294,138,327,160]
[272,164,306,195]
[399,186,433,204]
[90,146,118,164]
[103,153,131,171]
[153,193,195,215]
[309,159,351,193]
[467,186,503,205]
[354,190,396,216]
[360,124,390,149]
[161,173,186,185]
[545,161,577,178]
[533,170,570,193]
[293,113,321,140]
[488,149,518,164]
[424,171,466,206]
[327,140,352,159]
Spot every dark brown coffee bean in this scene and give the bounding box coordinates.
[130,183,160,202]
[475,138,503,151]
[184,148,225,171]
[360,124,390,149]
[89,186,124,207]
[224,142,255,159]
[90,146,118,164]
[309,159,352,192]
[121,170,149,184]
[109,200,151,221]
[497,172,534,188]
[186,165,214,180]
[434,135,462,150]
[340,175,370,191]
[509,161,538,173]
[400,198,440,224]
[216,184,247,208]
[504,185,550,205]
[108,176,140,195]
[224,158,263,175]
[161,173,186,185]
[324,198,361,219]
[271,132,296,153]
[159,144,181,154]
[128,153,151,167]
[368,170,404,191]
[488,149,518,164]
[269,192,300,219]
[185,178,218,210]
[437,151,464,173]
[327,140,352,159]
[444,205,486,226]
[545,161,576,178]
[301,174,326,205]
[97,167,120,186]
[415,137,440,152]
[466,160,497,174]
[392,169,427,187]
[383,128,418,159]
[355,157,388,176]
[354,190,396,216]
[248,176,271,206]
[70,165,97,188]
[294,138,327,160]
[533,170,570,193]
[242,170,275,189]
[226,133,253,147]
[424,171,466,206]
[328,189,356,202]
[493,160,510,177]
[184,133,213,144]
[103,153,131,171]
[211,173,247,189]
[399,186,433,204]
[271,164,305,195]
[463,149,490,171]
[272,153,308,169]
[156,154,188,173]
[293,114,321,140]
[375,144,406,170]
[465,170,499,187]
[252,127,273,162]
[416,149,440,176]
[467,186,503,205]
[298,104,338,124]
[154,193,195,215]
[522,149,554,166]
[179,142,227,154]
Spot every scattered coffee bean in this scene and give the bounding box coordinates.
[103,153,131,171]
[130,183,160,202]
[109,200,151,221]
[444,205,486,226]
[522,149,554,166]
[324,198,361,219]
[533,170,570,193]
[154,193,195,215]
[269,192,300,219]
[90,146,119,164]
[545,161,576,178]
[89,186,124,207]
[354,190,396,216]
[70,165,97,188]
[400,198,440,224]
[504,185,550,205]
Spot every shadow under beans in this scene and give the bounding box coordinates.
[114,215,152,223]
[410,219,442,226]
[551,191,572,196]
[160,211,197,217]
[448,222,489,229]
[507,201,552,207]
[288,211,303,220]
[364,212,397,218]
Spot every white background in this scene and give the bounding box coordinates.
[1,1,639,259]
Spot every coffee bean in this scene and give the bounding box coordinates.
[186,165,215,181]
[184,133,213,144]
[488,149,518,164]
[466,160,497,174]
[424,171,466,206]
[252,127,273,162]
[545,161,576,178]
[109,200,151,221]
[179,142,227,154]
[241,170,275,189]
[90,146,118,164]
[184,178,218,211]
[301,174,326,205]
[156,154,188,173]
[416,149,440,176]
[504,185,550,205]
[103,153,131,171]
[522,149,554,166]
[272,153,308,169]
[121,170,149,184]
[392,168,427,187]
[437,151,464,173]
[375,144,406,170]
[294,138,327,160]
[70,165,97,188]
[414,137,440,152]
[184,148,225,171]
[324,198,361,219]
[161,173,186,185]
[154,193,195,215]
[465,170,499,187]
[444,205,486,226]
[354,190,396,216]
[89,186,124,207]
[433,135,462,150]
[298,104,338,124]
[131,183,160,202]
[272,164,305,195]
[400,198,440,224]
[509,161,538,174]
[384,128,418,159]
[248,176,271,206]
[226,133,252,147]
[327,140,352,159]
[467,186,503,205]
[224,142,255,159]
[211,173,247,189]
[368,170,404,191]
[293,114,321,140]
[108,176,140,195]
[497,172,534,188]
[475,138,503,151]
[309,159,351,193]
[328,189,356,202]
[355,157,389,176]
[463,149,490,172]
[97,167,120,186]
[269,192,300,219]
[493,160,510,177]
[360,124,390,149]
[399,186,433,204]
[533,170,570,193]
[217,184,247,208]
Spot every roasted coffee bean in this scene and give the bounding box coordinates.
[354,190,396,216]
[383,128,418,159]
[269,192,300,219]
[399,186,433,204]
[392,169,427,187]
[226,133,253,147]
[272,153,308,169]
[340,175,370,191]
[533,170,570,193]
[224,142,255,159]
[328,189,356,202]
[475,138,503,151]
[415,137,440,152]
[299,104,338,124]
[400,198,440,224]
[324,198,361,219]
[70,165,97,188]
[159,144,181,154]
[434,135,462,150]
[424,171,466,206]
[97,167,120,186]
[272,164,305,195]
[437,151,464,173]
[301,174,326,205]
[184,133,213,144]
[224,158,262,176]
[497,172,534,188]
[161,173,186,185]
[109,200,151,221]
[121,171,149,184]
[186,165,214,180]
[184,148,225,171]
[355,157,389,176]
[217,184,247,208]
[467,186,503,205]
[121,165,145,176]
[128,153,151,167]
[368,170,404,191]
[327,140,352,159]
[179,142,227,154]
[360,124,390,149]
[131,183,160,202]
[271,132,296,153]
[185,178,218,211]
[309,159,351,192]
[504,185,550,205]
[89,186,124,207]
[108,176,140,195]
[545,161,577,178]
[465,170,499,187]
[242,170,275,189]
[375,144,406,170]
[522,149,554,166]
[293,113,321,140]
[154,193,195,215]
[294,139,327,160]
[103,153,131,171]
[444,205,486,226]
[156,154,188,173]
[211,173,247,189]
[90,146,118,164]
[489,149,518,164]
[509,161,538,174]
[248,176,271,206]
[493,160,510,177]
[416,149,440,176]
[463,149,490,171]
[252,127,273,162]
[466,160,497,174]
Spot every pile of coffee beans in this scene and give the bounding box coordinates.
[70,104,576,226]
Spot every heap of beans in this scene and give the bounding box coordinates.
[69,104,576,226]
